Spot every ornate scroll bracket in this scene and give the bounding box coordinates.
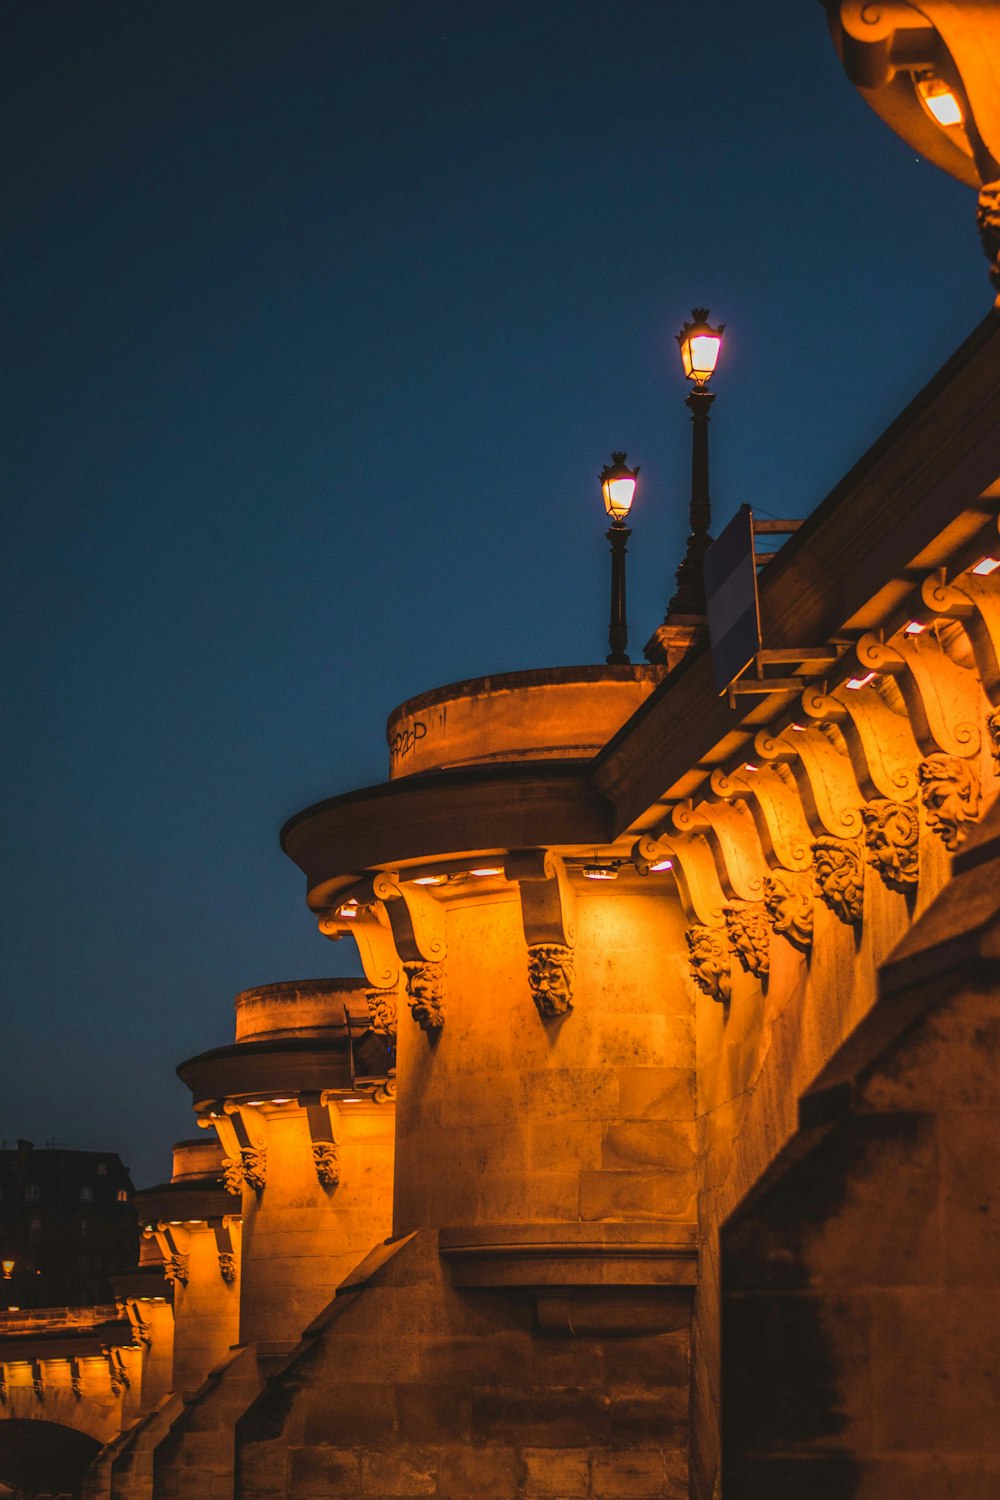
[670,798,766,903]
[217,1102,268,1195]
[372,872,447,964]
[317,901,401,991]
[755,725,863,841]
[106,1350,129,1398]
[856,631,981,759]
[800,681,920,803]
[633,833,726,927]
[709,764,812,873]
[301,1094,341,1188]
[212,1218,239,1283]
[921,571,1000,701]
[763,868,814,950]
[152,1222,191,1286]
[812,837,864,925]
[372,1069,397,1104]
[686,925,732,1004]
[505,849,578,1020]
[860,799,920,891]
[918,753,982,849]
[724,904,770,979]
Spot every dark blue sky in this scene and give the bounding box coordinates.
[1,1,988,1185]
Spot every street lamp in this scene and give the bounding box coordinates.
[668,308,725,618]
[599,452,639,665]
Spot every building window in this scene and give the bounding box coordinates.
[24,1185,39,1202]
[96,1164,107,1176]
[116,1189,129,1202]
[80,1186,93,1202]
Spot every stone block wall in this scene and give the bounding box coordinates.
[720,854,1000,1498]
[236,1231,690,1500]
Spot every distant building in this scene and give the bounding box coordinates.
[0,1141,137,1309]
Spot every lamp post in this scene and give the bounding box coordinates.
[600,452,639,665]
[668,309,725,618]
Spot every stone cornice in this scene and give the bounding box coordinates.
[176,1033,391,1111]
[280,760,614,903]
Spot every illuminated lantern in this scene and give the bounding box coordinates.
[600,453,639,523]
[677,308,724,386]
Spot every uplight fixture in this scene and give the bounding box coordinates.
[916,75,964,128]
[677,308,725,387]
[972,556,1000,576]
[583,859,619,881]
[469,867,503,878]
[904,620,926,635]
[412,874,448,887]
[336,899,359,919]
[648,858,674,872]
[846,671,877,690]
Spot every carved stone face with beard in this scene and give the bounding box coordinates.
[685,926,731,1004]
[526,943,574,1019]
[403,960,446,1031]
[763,868,814,949]
[917,754,981,850]
[812,837,864,925]
[860,799,919,891]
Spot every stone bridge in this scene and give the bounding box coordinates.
[0,1306,148,1500]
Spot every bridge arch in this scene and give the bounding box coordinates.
[0,1419,101,1500]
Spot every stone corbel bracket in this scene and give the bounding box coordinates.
[632,833,727,928]
[754,726,863,841]
[299,1091,342,1189]
[371,871,448,1031]
[709,765,812,873]
[211,1218,239,1283]
[106,1349,129,1397]
[122,1299,151,1348]
[855,631,981,759]
[921,571,1000,702]
[668,798,766,904]
[216,1102,268,1195]
[317,899,401,991]
[152,1222,191,1286]
[504,848,577,1019]
[799,681,920,803]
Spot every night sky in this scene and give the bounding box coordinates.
[1,1,989,1187]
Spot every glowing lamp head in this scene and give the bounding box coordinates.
[1,1260,13,1279]
[582,859,619,881]
[677,308,724,386]
[916,75,964,129]
[599,452,639,523]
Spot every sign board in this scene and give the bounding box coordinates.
[705,504,761,695]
